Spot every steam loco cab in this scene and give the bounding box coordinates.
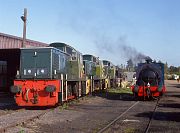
[10,47,69,106]
[132,60,166,99]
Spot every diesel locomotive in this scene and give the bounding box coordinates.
[83,54,105,91]
[10,47,70,106]
[102,60,116,88]
[50,43,85,98]
[131,58,166,100]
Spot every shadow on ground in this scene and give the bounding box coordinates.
[159,103,180,109]
[0,104,55,111]
[135,111,180,122]
[93,90,134,101]
[0,96,55,111]
[167,83,180,88]
[163,91,180,98]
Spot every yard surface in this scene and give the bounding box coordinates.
[1,80,180,133]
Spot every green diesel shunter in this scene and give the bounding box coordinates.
[83,54,104,91]
[102,60,116,88]
[50,43,86,97]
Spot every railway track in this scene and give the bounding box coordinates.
[97,101,139,133]
[97,97,160,133]
[144,98,160,133]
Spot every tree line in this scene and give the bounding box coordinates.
[124,59,180,76]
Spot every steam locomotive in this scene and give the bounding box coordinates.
[131,58,166,100]
[10,43,117,106]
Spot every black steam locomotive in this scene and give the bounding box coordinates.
[132,58,166,100]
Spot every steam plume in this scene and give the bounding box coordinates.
[95,35,150,65]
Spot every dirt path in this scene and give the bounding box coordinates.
[6,94,136,133]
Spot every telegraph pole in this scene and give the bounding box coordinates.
[21,8,27,48]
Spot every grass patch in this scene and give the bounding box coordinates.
[59,102,69,111]
[124,127,136,133]
[17,129,25,133]
[107,87,133,94]
[58,98,81,111]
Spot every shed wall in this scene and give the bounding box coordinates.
[0,32,48,48]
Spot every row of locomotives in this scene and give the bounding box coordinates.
[9,42,120,106]
[131,58,166,100]
[11,47,71,106]
[10,43,105,106]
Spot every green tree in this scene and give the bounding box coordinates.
[169,66,178,74]
[127,59,134,72]
[164,62,168,74]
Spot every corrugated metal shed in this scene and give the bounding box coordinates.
[0,32,48,48]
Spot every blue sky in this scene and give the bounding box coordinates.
[0,0,180,66]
